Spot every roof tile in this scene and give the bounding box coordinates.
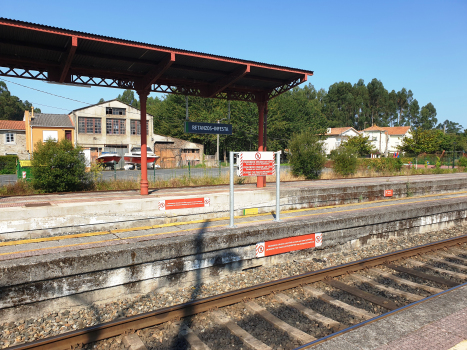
[0,120,25,130]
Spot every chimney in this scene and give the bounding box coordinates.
[31,106,34,120]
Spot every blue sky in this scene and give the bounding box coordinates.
[1,0,466,129]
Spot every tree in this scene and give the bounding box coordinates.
[342,134,376,156]
[0,81,41,120]
[398,129,443,154]
[419,103,437,130]
[367,78,389,126]
[436,120,464,134]
[98,98,105,103]
[31,139,90,192]
[332,146,358,176]
[117,90,140,109]
[288,130,326,179]
[406,99,420,128]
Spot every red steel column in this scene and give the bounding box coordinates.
[138,90,149,195]
[257,101,266,188]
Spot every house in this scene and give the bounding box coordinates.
[362,125,411,156]
[153,135,204,168]
[24,110,75,154]
[322,127,360,154]
[69,100,154,168]
[0,120,28,159]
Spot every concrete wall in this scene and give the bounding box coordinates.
[0,130,28,159]
[2,175,467,240]
[0,197,465,321]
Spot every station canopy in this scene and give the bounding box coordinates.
[0,18,314,103]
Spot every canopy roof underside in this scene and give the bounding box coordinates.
[0,18,313,102]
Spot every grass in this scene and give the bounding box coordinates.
[1,166,465,196]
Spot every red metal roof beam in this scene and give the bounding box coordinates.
[207,65,250,98]
[59,36,77,83]
[138,52,175,91]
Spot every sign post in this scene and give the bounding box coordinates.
[229,151,281,227]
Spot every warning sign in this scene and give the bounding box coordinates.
[238,151,275,176]
[256,233,322,258]
[384,190,393,197]
[158,197,210,210]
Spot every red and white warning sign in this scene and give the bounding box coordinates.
[256,232,322,258]
[384,189,393,197]
[158,197,210,211]
[22,171,27,179]
[238,151,275,176]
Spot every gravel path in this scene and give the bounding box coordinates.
[0,224,466,349]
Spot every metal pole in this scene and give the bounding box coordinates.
[275,151,281,222]
[188,162,191,179]
[216,120,220,167]
[185,96,189,121]
[114,165,116,181]
[229,151,235,227]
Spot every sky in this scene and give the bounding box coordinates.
[1,0,466,129]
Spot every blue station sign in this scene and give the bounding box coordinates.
[184,121,233,135]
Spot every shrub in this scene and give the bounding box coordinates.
[458,157,467,167]
[288,131,326,179]
[31,139,90,193]
[332,146,358,176]
[0,155,18,175]
[342,134,376,157]
[358,158,403,172]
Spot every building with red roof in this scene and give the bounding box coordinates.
[362,125,412,156]
[0,120,28,159]
[323,127,360,154]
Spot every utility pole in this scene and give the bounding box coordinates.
[216,118,226,166]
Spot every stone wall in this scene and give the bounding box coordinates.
[0,130,29,159]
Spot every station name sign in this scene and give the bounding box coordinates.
[185,121,232,135]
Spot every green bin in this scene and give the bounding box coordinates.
[17,160,33,181]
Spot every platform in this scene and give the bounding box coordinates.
[304,282,467,350]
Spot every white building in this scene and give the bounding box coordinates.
[322,127,360,154]
[69,100,154,168]
[362,125,411,156]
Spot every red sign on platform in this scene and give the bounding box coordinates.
[256,233,322,258]
[238,152,275,176]
[158,197,210,210]
[384,190,393,197]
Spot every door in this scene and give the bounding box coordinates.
[65,130,72,141]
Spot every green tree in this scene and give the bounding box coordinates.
[98,98,105,103]
[419,103,437,130]
[31,139,89,193]
[436,120,463,134]
[342,134,376,156]
[332,146,358,176]
[288,130,326,179]
[0,81,41,120]
[367,78,389,126]
[398,129,444,154]
[117,90,140,109]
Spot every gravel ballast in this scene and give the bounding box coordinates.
[0,224,466,349]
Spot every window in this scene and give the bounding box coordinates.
[43,130,58,141]
[78,117,101,134]
[130,120,149,135]
[106,119,126,135]
[5,132,14,143]
[106,107,126,116]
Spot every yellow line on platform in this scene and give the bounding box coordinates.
[1,190,466,249]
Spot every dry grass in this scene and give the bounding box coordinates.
[1,167,464,196]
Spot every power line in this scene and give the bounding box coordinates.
[0,77,142,115]
[0,77,92,104]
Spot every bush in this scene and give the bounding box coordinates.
[0,155,18,175]
[459,157,467,167]
[31,139,90,193]
[332,146,358,176]
[359,158,403,172]
[288,131,326,179]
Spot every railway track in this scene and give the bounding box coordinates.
[8,234,467,350]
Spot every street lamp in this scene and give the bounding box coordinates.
[217,118,227,166]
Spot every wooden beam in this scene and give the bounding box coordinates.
[59,36,77,83]
[208,65,249,97]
